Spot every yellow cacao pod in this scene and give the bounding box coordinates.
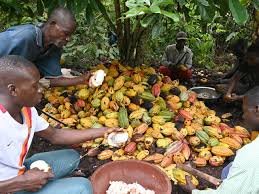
[136,150,149,160]
[122,96,131,106]
[80,118,93,128]
[220,137,241,149]
[109,101,119,111]
[152,116,166,125]
[125,89,137,97]
[128,102,140,110]
[133,85,145,94]
[211,146,234,157]
[105,112,118,119]
[171,169,199,186]
[97,150,113,160]
[105,118,119,127]
[124,81,135,88]
[129,109,146,120]
[98,116,107,125]
[132,74,142,84]
[173,152,185,164]
[101,96,110,111]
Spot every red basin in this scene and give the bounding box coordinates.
[90,160,172,194]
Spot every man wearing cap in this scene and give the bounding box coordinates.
[160,31,193,80]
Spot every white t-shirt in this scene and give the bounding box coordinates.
[0,106,49,181]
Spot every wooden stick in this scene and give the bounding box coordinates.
[177,163,222,186]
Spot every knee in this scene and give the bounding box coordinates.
[64,149,80,161]
[74,177,93,194]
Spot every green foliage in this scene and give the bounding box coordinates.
[62,17,119,68]
[124,0,255,25]
[0,0,257,69]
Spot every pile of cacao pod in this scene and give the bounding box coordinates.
[41,60,251,185]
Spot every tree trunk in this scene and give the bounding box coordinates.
[134,29,148,65]
[123,0,131,62]
[114,0,125,61]
[114,1,146,66]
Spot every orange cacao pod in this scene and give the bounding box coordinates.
[152,83,161,97]
[124,142,137,155]
[133,123,149,135]
[160,154,173,168]
[193,157,207,167]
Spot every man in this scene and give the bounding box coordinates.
[179,87,259,194]
[242,86,259,140]
[218,42,259,102]
[160,31,193,80]
[0,55,117,193]
[0,7,90,88]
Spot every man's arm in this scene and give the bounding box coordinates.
[161,47,173,66]
[0,169,54,193]
[36,48,90,87]
[49,73,91,87]
[224,72,242,101]
[35,125,116,145]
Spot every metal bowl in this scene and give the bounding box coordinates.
[190,86,221,100]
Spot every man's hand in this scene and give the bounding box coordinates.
[178,64,188,71]
[224,93,239,102]
[19,169,54,192]
[179,175,196,193]
[104,127,124,138]
[79,71,91,85]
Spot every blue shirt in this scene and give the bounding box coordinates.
[0,24,62,77]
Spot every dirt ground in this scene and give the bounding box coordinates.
[29,68,243,194]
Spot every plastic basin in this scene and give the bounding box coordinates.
[90,160,172,194]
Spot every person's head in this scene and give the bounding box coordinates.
[245,43,259,67]
[43,7,76,48]
[231,39,247,58]
[176,31,187,51]
[242,86,259,129]
[0,55,43,108]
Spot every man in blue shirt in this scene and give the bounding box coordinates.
[0,7,90,88]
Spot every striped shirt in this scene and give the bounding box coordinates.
[193,137,259,194]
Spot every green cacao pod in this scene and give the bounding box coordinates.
[91,99,101,108]
[142,112,152,125]
[179,91,189,101]
[208,137,219,147]
[158,111,174,121]
[139,92,156,102]
[156,97,167,110]
[118,107,129,128]
[115,91,124,103]
[131,119,142,128]
[196,130,209,144]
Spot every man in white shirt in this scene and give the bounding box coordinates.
[179,87,259,194]
[160,31,193,80]
[179,136,259,194]
[0,55,118,193]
